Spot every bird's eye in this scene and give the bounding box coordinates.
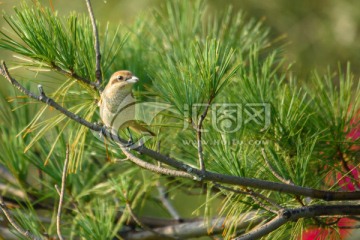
[117,75,123,80]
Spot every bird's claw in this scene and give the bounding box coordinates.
[98,123,107,138]
[126,138,134,148]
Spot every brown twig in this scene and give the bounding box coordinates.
[213,183,282,214]
[0,196,41,240]
[50,63,100,91]
[84,0,102,88]
[56,145,70,240]
[123,191,175,239]
[261,148,293,185]
[195,103,211,175]
[262,148,307,206]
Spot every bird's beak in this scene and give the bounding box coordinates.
[126,76,139,83]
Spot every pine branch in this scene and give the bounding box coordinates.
[1,61,360,201]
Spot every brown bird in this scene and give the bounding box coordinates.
[98,70,155,138]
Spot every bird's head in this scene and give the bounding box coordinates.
[108,70,139,87]
[103,70,139,96]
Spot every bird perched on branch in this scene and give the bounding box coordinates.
[98,70,155,138]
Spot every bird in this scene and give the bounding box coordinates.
[98,70,155,139]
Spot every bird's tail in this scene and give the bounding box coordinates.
[127,120,156,136]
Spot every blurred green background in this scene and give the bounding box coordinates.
[1,0,360,79]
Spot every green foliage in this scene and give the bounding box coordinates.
[0,2,126,85]
[76,198,122,240]
[153,38,238,118]
[0,0,359,239]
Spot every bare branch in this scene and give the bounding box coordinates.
[84,0,102,88]
[124,212,261,240]
[0,184,27,200]
[235,204,360,240]
[0,196,41,240]
[56,145,70,240]
[339,224,360,229]
[157,182,182,221]
[1,61,360,201]
[1,61,102,132]
[123,191,175,240]
[0,226,18,240]
[138,146,360,201]
[119,144,193,178]
[0,165,18,185]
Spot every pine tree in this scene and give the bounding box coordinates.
[0,1,359,239]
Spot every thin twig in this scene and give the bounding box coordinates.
[339,224,360,229]
[234,204,360,240]
[50,63,101,91]
[84,0,102,88]
[2,61,360,201]
[0,196,41,240]
[55,185,61,196]
[56,145,70,240]
[156,182,182,221]
[125,202,156,234]
[261,148,293,185]
[123,191,175,239]
[214,183,282,213]
[0,183,27,200]
[196,103,211,175]
[261,148,307,206]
